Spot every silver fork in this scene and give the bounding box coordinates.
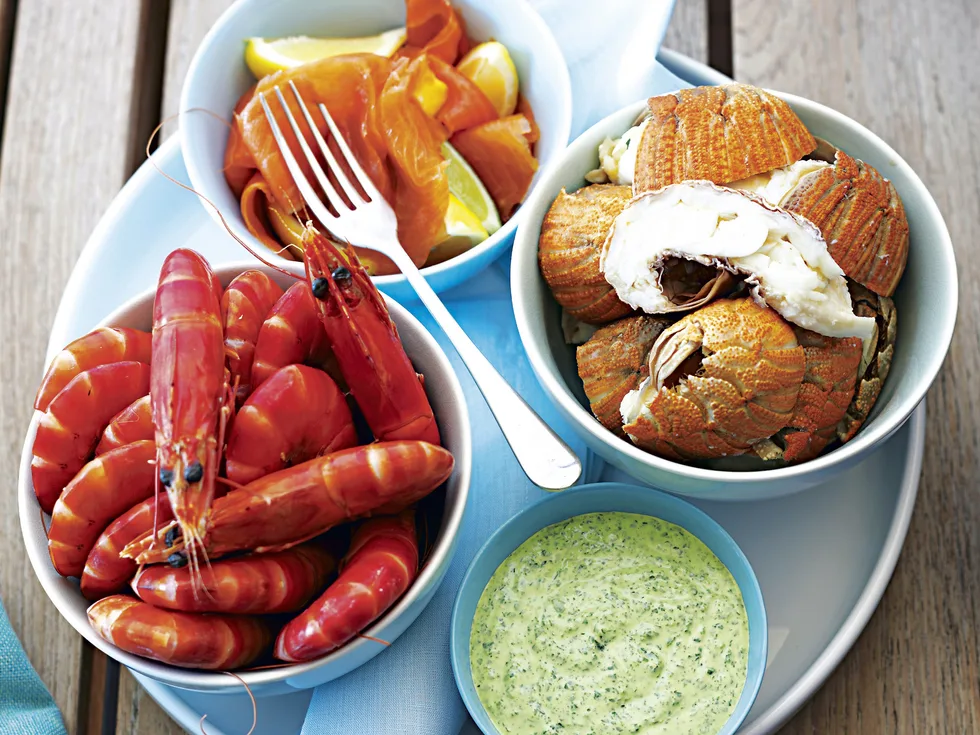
[259,81,582,491]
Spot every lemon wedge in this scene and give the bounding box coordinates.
[412,65,449,116]
[442,142,501,234]
[244,29,407,78]
[428,194,489,265]
[455,41,519,117]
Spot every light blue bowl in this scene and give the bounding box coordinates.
[451,482,767,734]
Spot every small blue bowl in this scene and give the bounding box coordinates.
[450,482,767,734]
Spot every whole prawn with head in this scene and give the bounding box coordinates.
[151,249,232,583]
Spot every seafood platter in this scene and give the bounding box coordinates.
[17,0,957,732]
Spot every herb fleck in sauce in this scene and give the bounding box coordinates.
[470,512,748,734]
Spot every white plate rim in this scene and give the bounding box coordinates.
[39,50,925,735]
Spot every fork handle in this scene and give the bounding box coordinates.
[389,249,582,491]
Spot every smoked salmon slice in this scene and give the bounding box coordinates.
[381,56,451,265]
[450,114,538,220]
[428,56,498,133]
[236,54,394,216]
[406,0,465,64]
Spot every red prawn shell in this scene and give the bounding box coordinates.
[224,364,358,485]
[151,249,226,541]
[131,543,337,615]
[32,361,151,514]
[302,228,440,445]
[34,327,151,412]
[123,441,453,565]
[47,440,157,578]
[274,512,419,661]
[221,269,284,405]
[81,495,174,600]
[87,595,271,670]
[96,395,153,455]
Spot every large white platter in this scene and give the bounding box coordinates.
[44,50,925,735]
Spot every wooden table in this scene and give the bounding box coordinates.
[0,0,975,732]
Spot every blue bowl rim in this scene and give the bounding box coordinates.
[450,481,768,734]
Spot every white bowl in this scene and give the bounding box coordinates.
[180,0,572,302]
[19,262,472,696]
[511,92,957,501]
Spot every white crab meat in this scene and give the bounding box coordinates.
[591,118,650,185]
[600,182,876,342]
[728,159,832,206]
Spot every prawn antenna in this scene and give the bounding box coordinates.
[143,111,296,279]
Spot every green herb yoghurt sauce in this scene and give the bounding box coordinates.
[470,512,749,734]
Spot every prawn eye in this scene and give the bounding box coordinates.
[164,526,179,548]
[311,277,330,300]
[167,552,188,568]
[184,461,203,484]
[331,266,352,288]
[159,468,174,487]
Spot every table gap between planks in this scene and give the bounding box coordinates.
[0,0,976,733]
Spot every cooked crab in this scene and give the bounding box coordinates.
[837,282,897,442]
[576,315,672,436]
[600,182,876,341]
[782,145,909,297]
[621,298,805,460]
[754,328,862,464]
[729,142,909,297]
[538,184,634,324]
[630,84,816,193]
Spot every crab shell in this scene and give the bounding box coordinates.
[632,83,816,194]
[576,315,672,436]
[837,282,897,442]
[782,142,909,297]
[537,184,633,324]
[621,298,805,460]
[755,328,862,464]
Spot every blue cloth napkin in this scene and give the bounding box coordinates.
[0,599,68,734]
[302,256,602,735]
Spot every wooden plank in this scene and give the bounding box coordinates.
[733,0,980,732]
[0,2,163,732]
[116,678,185,735]
[663,0,708,64]
[0,0,16,136]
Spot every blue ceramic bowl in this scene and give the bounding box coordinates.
[451,482,767,734]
